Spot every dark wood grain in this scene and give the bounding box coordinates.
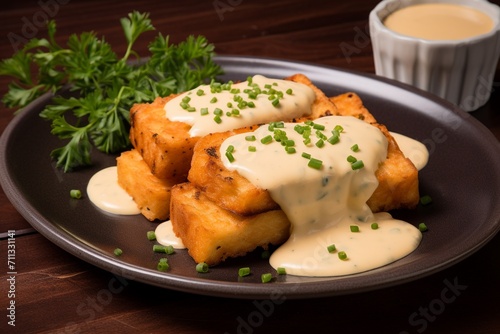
[1,1,499,333]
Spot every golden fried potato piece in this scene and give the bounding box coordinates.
[116,149,176,221]
[330,93,419,211]
[170,182,291,266]
[129,96,196,184]
[188,126,279,216]
[188,93,420,215]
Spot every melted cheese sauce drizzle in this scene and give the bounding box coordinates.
[155,220,186,249]
[221,116,422,277]
[165,75,316,137]
[86,167,141,215]
[390,132,428,171]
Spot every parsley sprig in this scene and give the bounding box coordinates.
[0,11,223,172]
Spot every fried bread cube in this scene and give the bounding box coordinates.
[170,182,291,266]
[330,93,419,211]
[116,149,176,221]
[129,95,196,184]
[128,74,338,184]
[188,93,420,216]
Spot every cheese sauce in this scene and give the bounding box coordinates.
[165,75,316,137]
[390,131,428,171]
[384,3,494,40]
[155,220,186,249]
[221,116,422,277]
[86,166,141,215]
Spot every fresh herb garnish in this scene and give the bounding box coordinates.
[0,11,223,172]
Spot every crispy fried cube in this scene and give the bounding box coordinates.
[129,96,196,184]
[170,182,291,266]
[116,149,176,221]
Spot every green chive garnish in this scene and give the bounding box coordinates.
[302,152,311,159]
[147,231,156,241]
[196,262,209,273]
[371,222,379,230]
[245,135,256,141]
[351,160,364,170]
[196,89,204,96]
[286,88,293,95]
[347,155,357,163]
[418,223,428,232]
[350,225,360,232]
[277,267,287,275]
[420,195,433,206]
[113,248,123,256]
[214,115,222,124]
[157,258,169,272]
[70,189,82,199]
[351,144,360,152]
[338,251,348,260]
[327,244,336,253]
[261,135,273,144]
[308,158,323,170]
[200,107,209,115]
[261,273,273,283]
[248,146,256,152]
[238,267,251,277]
[225,151,235,163]
[210,97,217,103]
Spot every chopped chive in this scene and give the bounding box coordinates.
[350,225,360,232]
[302,152,311,159]
[284,139,295,147]
[272,98,280,107]
[420,195,433,206]
[225,151,235,163]
[418,223,428,232]
[351,160,365,170]
[334,125,344,133]
[261,135,273,144]
[238,267,251,277]
[157,259,169,272]
[245,135,256,141]
[313,123,325,130]
[213,108,223,116]
[210,97,217,103]
[351,144,360,152]
[327,135,339,145]
[247,101,256,108]
[248,146,256,152]
[371,222,379,230]
[200,107,209,115]
[347,155,357,163]
[286,147,296,154]
[196,89,204,96]
[214,115,222,124]
[327,244,336,253]
[261,273,273,283]
[308,158,323,170]
[315,139,325,148]
[286,88,293,95]
[182,96,191,103]
[196,262,209,273]
[338,251,348,260]
[147,231,156,241]
[113,248,123,256]
[226,145,234,153]
[164,245,175,255]
[70,189,82,199]
[153,245,167,253]
[231,109,240,116]
[277,267,287,275]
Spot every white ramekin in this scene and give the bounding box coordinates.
[369,0,500,111]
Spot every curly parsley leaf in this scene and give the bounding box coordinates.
[1,11,223,172]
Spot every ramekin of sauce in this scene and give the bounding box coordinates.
[369,0,500,111]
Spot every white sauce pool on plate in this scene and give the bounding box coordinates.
[87,166,141,215]
[155,220,186,249]
[391,132,429,171]
[165,75,316,137]
[221,115,422,277]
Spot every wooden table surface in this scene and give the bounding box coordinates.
[1,1,499,333]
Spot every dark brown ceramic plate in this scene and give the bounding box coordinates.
[1,56,500,299]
